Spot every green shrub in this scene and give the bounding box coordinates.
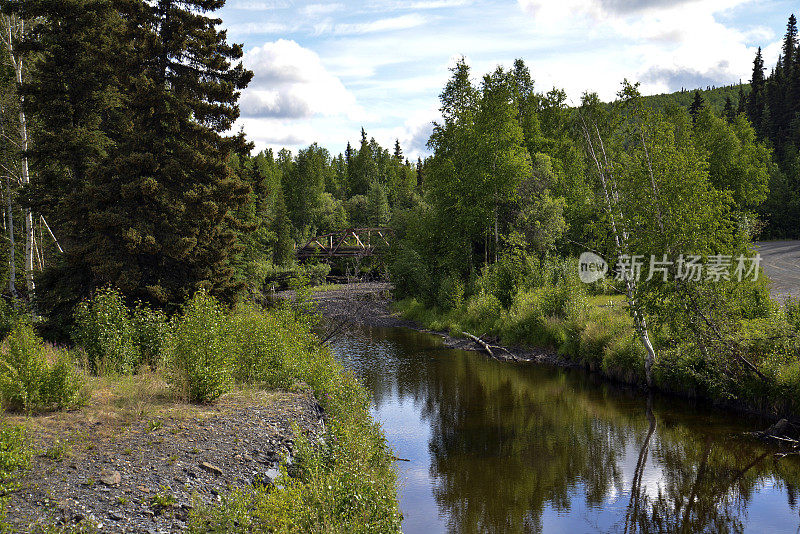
[601,334,646,384]
[389,248,432,301]
[162,291,233,403]
[436,274,465,311]
[477,252,534,308]
[301,263,331,286]
[0,321,83,412]
[0,300,23,342]
[462,293,503,335]
[0,422,29,495]
[131,303,168,369]
[228,305,296,388]
[73,287,138,375]
[189,311,401,533]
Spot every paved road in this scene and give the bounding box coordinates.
[756,241,800,301]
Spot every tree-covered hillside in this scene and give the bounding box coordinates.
[641,84,750,116]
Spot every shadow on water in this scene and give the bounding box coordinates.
[329,325,800,534]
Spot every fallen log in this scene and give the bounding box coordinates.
[462,332,495,359]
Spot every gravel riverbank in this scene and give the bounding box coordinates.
[6,387,323,533]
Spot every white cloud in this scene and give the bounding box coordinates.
[367,0,472,9]
[320,14,428,35]
[241,39,362,120]
[300,3,345,17]
[226,22,290,35]
[516,0,776,94]
[226,0,291,10]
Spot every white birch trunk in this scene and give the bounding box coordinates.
[579,113,657,387]
[2,15,34,299]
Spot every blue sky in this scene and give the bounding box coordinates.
[218,0,797,158]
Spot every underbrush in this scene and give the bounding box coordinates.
[396,285,800,417]
[184,297,402,533]
[71,288,400,532]
[0,321,85,413]
[0,285,401,533]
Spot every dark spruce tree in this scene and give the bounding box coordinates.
[723,96,736,122]
[747,47,765,130]
[688,90,705,123]
[25,0,253,332]
[20,0,131,333]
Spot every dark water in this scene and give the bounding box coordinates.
[329,326,800,534]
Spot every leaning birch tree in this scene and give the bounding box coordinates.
[578,81,738,387]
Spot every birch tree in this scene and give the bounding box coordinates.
[0,12,34,299]
[579,82,738,387]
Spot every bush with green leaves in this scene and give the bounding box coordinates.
[0,299,23,342]
[389,247,432,302]
[301,263,331,286]
[436,274,465,311]
[73,287,139,375]
[228,305,297,388]
[131,303,168,369]
[0,422,28,493]
[0,321,83,412]
[162,291,233,403]
[189,305,401,533]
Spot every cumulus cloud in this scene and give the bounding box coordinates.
[240,39,362,120]
[516,0,768,95]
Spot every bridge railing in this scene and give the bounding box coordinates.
[295,228,392,259]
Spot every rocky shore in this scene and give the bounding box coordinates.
[6,388,323,533]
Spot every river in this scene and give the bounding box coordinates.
[329,325,800,533]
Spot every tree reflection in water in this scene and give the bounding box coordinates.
[332,326,800,534]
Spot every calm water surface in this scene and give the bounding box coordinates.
[329,326,800,534]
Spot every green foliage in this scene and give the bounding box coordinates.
[72,287,138,375]
[0,321,84,412]
[389,248,432,302]
[26,0,254,327]
[301,263,331,287]
[436,274,465,311]
[162,292,233,403]
[513,190,567,254]
[130,304,168,369]
[227,305,297,388]
[0,300,23,343]
[189,305,401,533]
[366,180,391,227]
[0,422,29,495]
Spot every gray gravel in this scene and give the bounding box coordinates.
[6,390,323,533]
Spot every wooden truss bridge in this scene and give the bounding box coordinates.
[296,228,392,261]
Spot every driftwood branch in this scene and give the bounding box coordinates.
[462,331,494,358]
[461,332,520,362]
